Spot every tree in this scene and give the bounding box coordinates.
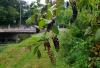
[19,0,30,25]
[0,0,20,25]
[0,0,29,26]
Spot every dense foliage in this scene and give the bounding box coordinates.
[0,0,29,25]
[26,0,100,67]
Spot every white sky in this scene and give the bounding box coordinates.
[24,0,45,4]
[24,0,69,5]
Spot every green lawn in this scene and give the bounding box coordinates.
[0,32,67,68]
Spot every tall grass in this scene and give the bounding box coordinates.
[0,32,67,68]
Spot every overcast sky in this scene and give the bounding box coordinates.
[24,0,45,4]
[24,0,69,5]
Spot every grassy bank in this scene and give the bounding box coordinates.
[0,32,66,68]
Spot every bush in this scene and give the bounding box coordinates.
[60,25,94,68]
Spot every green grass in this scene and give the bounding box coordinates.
[0,32,67,68]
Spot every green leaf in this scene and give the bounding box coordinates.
[49,4,57,15]
[52,25,59,35]
[26,15,35,25]
[39,18,46,28]
[37,49,41,59]
[95,29,100,41]
[46,10,52,19]
[84,26,92,36]
[33,45,40,56]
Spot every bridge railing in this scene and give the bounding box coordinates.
[0,25,35,30]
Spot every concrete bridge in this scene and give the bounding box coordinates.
[0,27,41,43]
[0,27,36,34]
